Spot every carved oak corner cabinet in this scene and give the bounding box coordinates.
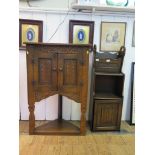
[26,42,92,135]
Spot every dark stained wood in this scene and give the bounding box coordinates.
[94,46,126,73]
[58,95,62,120]
[25,42,92,47]
[89,45,125,131]
[38,59,52,84]
[94,73,124,98]
[94,93,122,100]
[58,53,82,96]
[26,43,92,135]
[27,50,35,134]
[33,51,58,91]
[93,99,122,131]
[95,72,124,76]
[80,48,89,135]
[89,73,124,131]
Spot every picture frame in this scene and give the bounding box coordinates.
[100,22,126,52]
[69,20,94,45]
[19,19,43,49]
[132,21,135,47]
[130,62,135,125]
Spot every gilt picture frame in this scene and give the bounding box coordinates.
[19,19,43,50]
[100,22,126,52]
[69,20,94,45]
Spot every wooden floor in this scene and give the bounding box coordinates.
[19,121,135,155]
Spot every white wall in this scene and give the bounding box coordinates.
[19,0,76,9]
[19,5,135,121]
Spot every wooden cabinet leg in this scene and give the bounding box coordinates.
[28,104,35,134]
[80,105,86,135]
[58,95,62,120]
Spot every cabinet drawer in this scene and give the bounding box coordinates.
[93,99,122,131]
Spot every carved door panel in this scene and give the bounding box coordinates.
[33,52,58,92]
[93,99,122,130]
[58,53,83,98]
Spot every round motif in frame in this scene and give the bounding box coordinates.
[77,29,86,42]
[26,28,35,41]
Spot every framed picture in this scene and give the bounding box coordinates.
[19,19,43,49]
[130,62,135,125]
[69,20,94,45]
[132,21,135,47]
[100,22,126,52]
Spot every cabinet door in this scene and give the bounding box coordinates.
[33,52,58,91]
[58,53,83,98]
[93,99,122,131]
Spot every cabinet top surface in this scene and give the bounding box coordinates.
[25,42,92,47]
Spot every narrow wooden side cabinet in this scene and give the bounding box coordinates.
[89,46,125,131]
[26,42,92,135]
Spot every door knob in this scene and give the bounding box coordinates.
[59,67,63,71]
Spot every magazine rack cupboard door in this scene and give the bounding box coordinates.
[93,99,123,131]
[26,43,92,135]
